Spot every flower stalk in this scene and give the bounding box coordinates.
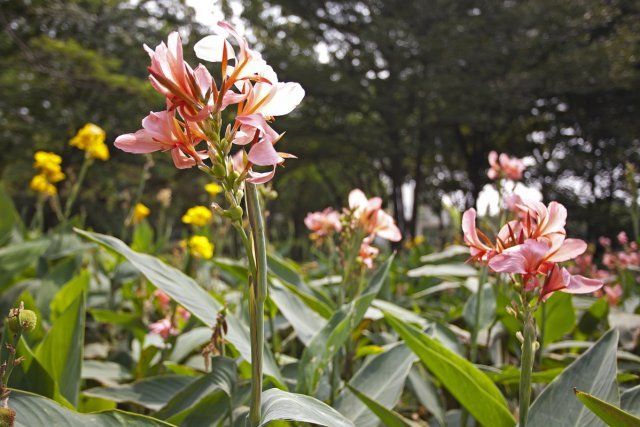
[518,305,536,427]
[246,182,267,427]
[64,155,93,219]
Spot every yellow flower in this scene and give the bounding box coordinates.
[33,151,62,173]
[86,141,110,161]
[204,182,223,197]
[30,174,57,196]
[188,235,214,259]
[133,203,150,224]
[69,123,106,151]
[182,206,212,227]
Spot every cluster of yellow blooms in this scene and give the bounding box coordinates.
[30,151,66,196]
[182,206,212,227]
[188,235,214,259]
[132,203,150,224]
[69,123,110,161]
[204,183,223,197]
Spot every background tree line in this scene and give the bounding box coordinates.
[1,0,639,253]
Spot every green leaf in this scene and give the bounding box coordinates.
[0,182,21,245]
[81,360,132,386]
[84,375,196,410]
[156,357,236,424]
[296,255,393,394]
[9,389,172,426]
[34,289,86,407]
[270,279,326,345]
[267,252,307,290]
[407,366,444,425]
[50,270,90,321]
[419,245,469,263]
[74,229,284,387]
[275,278,333,318]
[575,389,640,427]
[0,239,49,285]
[257,388,354,427]
[168,327,212,363]
[132,220,154,253]
[621,385,640,417]
[385,313,515,427]
[407,263,477,278]
[463,283,495,332]
[535,292,575,345]
[335,343,417,427]
[528,329,620,427]
[346,385,419,427]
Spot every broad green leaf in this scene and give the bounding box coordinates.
[81,360,132,386]
[347,385,419,427]
[372,299,427,327]
[35,290,86,406]
[50,270,89,321]
[385,313,515,427]
[535,292,575,345]
[9,389,172,426]
[0,182,21,245]
[408,366,444,425]
[9,335,57,401]
[407,263,477,278]
[0,239,49,285]
[90,309,145,330]
[297,255,393,394]
[132,220,154,253]
[621,385,640,417]
[267,252,307,290]
[258,388,354,427]
[84,375,196,410]
[75,229,284,386]
[575,389,640,427]
[156,357,236,424]
[270,279,326,345]
[169,327,212,363]
[463,283,495,332]
[335,343,417,427]
[528,329,620,427]
[419,245,469,263]
[276,278,333,318]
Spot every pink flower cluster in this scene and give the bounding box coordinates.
[569,254,622,306]
[487,151,526,181]
[304,189,401,268]
[462,199,603,300]
[115,22,304,183]
[601,231,640,270]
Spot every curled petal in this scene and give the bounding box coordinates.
[171,148,197,169]
[247,166,277,184]
[114,130,161,153]
[247,140,283,166]
[489,251,528,274]
[349,189,369,211]
[260,82,305,116]
[547,238,587,263]
[563,274,603,294]
[194,35,235,62]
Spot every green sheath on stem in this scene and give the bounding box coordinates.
[519,309,536,427]
[246,182,267,427]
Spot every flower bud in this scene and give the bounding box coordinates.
[7,309,37,333]
[223,206,244,221]
[212,162,226,179]
[0,407,16,427]
[516,331,524,344]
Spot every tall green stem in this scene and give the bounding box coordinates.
[470,266,488,363]
[64,156,93,219]
[519,308,536,427]
[246,182,267,427]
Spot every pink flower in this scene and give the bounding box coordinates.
[149,318,178,340]
[115,110,208,169]
[348,189,401,242]
[603,284,623,306]
[153,290,171,310]
[599,236,612,248]
[176,306,191,321]
[617,231,628,245]
[487,151,526,181]
[462,208,495,261]
[489,239,602,299]
[358,239,380,269]
[504,194,524,213]
[305,208,342,239]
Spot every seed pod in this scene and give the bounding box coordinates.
[0,407,16,426]
[7,309,37,333]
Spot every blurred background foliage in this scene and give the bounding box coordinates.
[1,0,639,255]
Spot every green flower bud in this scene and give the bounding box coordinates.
[0,407,15,427]
[212,162,226,179]
[223,206,244,221]
[7,309,37,333]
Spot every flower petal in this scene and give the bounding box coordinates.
[114,130,161,153]
[194,35,235,62]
